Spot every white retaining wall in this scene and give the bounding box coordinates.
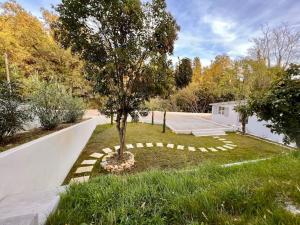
[0,118,99,199]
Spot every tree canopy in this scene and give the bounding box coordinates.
[55,0,179,158]
[175,57,193,89]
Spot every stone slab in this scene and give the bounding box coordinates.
[102,148,112,154]
[208,147,218,152]
[81,160,97,165]
[223,141,233,144]
[156,143,163,147]
[167,144,174,149]
[114,145,120,150]
[70,176,90,184]
[218,138,226,141]
[226,144,237,147]
[188,146,196,151]
[136,143,144,148]
[90,153,104,159]
[177,145,184,150]
[217,146,227,151]
[213,136,220,139]
[126,144,134,149]
[223,145,234,149]
[75,166,93,174]
[146,143,153,147]
[199,147,208,152]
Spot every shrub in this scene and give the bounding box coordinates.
[0,81,31,141]
[63,95,85,123]
[30,81,66,130]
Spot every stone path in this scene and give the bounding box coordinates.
[69,136,238,184]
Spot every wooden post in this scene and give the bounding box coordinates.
[151,111,154,125]
[4,52,10,83]
[162,110,166,133]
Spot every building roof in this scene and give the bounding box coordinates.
[209,100,247,106]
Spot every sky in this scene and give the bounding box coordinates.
[4,0,300,66]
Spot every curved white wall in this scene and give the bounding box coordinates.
[0,118,99,199]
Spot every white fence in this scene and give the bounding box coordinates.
[0,118,99,199]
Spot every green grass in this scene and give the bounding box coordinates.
[48,152,300,225]
[64,123,290,183]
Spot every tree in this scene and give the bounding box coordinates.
[249,64,300,147]
[55,0,179,159]
[0,81,31,142]
[0,1,91,95]
[175,57,192,89]
[234,103,252,134]
[249,24,300,69]
[192,57,201,82]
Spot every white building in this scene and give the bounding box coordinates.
[210,101,291,145]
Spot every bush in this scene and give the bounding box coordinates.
[63,95,85,123]
[0,81,31,141]
[30,81,67,130]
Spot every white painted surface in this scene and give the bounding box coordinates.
[210,101,296,146]
[246,115,286,144]
[0,118,98,199]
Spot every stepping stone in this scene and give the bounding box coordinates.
[75,166,93,174]
[188,146,196,151]
[102,148,112,154]
[218,138,227,141]
[90,153,104,159]
[199,147,208,152]
[217,146,227,151]
[126,144,134,149]
[223,145,234,150]
[114,145,120,150]
[136,143,144,148]
[177,145,184,150]
[70,176,90,184]
[81,160,97,165]
[208,147,218,152]
[226,144,237,147]
[156,143,163,147]
[167,144,174,149]
[223,141,233,144]
[146,143,153,147]
[213,136,220,139]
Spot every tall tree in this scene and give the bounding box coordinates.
[55,0,179,159]
[175,57,192,89]
[249,64,300,147]
[249,24,300,69]
[0,1,90,95]
[192,57,201,82]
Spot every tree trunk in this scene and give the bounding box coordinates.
[295,134,300,149]
[241,122,246,135]
[163,110,166,133]
[110,110,113,125]
[116,112,128,160]
[152,111,154,125]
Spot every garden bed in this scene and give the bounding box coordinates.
[0,122,83,152]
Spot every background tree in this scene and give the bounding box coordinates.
[0,1,91,95]
[55,0,179,159]
[249,23,300,69]
[175,57,192,89]
[249,64,300,147]
[192,57,201,82]
[234,103,252,134]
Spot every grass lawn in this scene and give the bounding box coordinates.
[48,152,300,225]
[64,123,291,183]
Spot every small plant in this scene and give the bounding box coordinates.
[30,81,66,130]
[63,95,85,123]
[0,81,31,141]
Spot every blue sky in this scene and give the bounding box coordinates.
[5,0,300,66]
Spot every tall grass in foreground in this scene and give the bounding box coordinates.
[47,152,300,225]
